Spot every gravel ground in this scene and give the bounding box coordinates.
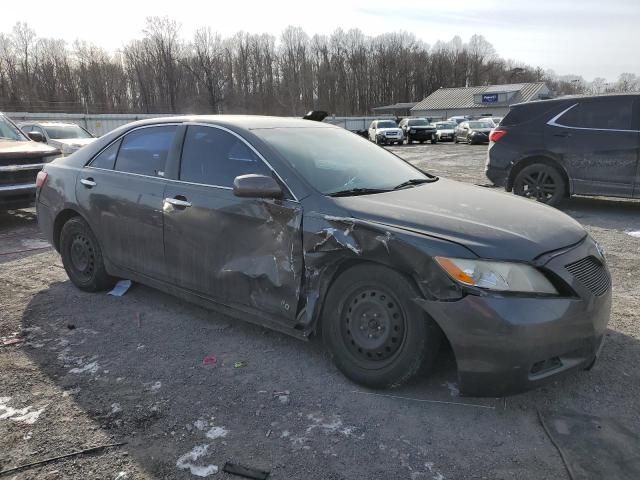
[1,142,639,479]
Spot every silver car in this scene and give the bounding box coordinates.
[18,122,96,156]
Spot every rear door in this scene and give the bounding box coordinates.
[548,97,637,197]
[77,124,180,279]
[162,124,303,323]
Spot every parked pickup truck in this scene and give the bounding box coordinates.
[0,113,60,210]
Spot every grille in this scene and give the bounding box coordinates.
[0,169,39,186]
[565,256,610,296]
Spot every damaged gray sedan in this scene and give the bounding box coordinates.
[36,116,611,396]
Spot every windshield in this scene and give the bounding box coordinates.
[376,121,397,129]
[468,121,494,129]
[408,119,428,126]
[436,122,456,129]
[43,124,93,139]
[254,127,429,195]
[0,115,28,141]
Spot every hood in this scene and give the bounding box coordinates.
[50,138,96,148]
[377,127,402,133]
[437,129,455,134]
[470,128,492,134]
[0,139,59,159]
[333,178,586,261]
[409,125,435,130]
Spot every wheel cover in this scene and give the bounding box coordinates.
[69,234,96,282]
[341,287,406,362]
[517,167,557,202]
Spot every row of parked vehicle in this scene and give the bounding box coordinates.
[367,116,503,145]
[0,114,96,209]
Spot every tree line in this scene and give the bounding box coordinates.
[0,18,637,116]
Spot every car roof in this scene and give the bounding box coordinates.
[123,115,338,131]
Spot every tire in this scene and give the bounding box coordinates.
[454,135,458,144]
[322,264,441,389]
[431,137,437,144]
[407,137,412,145]
[419,140,424,144]
[60,216,116,292]
[512,163,566,206]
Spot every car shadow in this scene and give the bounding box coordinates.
[559,196,640,231]
[15,273,640,477]
[0,208,51,264]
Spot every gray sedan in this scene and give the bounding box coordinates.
[36,115,611,396]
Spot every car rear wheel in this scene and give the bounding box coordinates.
[60,216,116,292]
[513,163,566,206]
[322,264,441,388]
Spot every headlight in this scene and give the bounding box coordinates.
[435,257,558,294]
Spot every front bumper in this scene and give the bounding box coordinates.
[418,237,611,396]
[407,130,435,140]
[0,183,37,209]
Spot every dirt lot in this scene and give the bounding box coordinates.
[1,142,639,479]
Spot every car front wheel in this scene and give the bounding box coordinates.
[322,264,441,388]
[60,216,116,292]
[512,163,566,206]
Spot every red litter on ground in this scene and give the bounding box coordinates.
[203,355,218,366]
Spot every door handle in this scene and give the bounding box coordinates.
[164,197,192,208]
[80,178,96,188]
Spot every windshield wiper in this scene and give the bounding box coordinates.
[327,187,391,197]
[392,178,438,190]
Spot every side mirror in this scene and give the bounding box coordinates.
[233,174,283,199]
[28,131,46,142]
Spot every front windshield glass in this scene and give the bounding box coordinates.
[43,125,93,139]
[468,121,494,129]
[253,127,429,195]
[376,121,397,129]
[436,122,456,129]
[0,115,28,141]
[408,119,428,126]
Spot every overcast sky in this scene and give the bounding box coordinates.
[1,0,638,82]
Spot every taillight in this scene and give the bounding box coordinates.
[36,171,48,189]
[489,128,507,143]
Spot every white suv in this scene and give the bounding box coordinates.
[368,120,403,145]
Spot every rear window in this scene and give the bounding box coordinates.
[558,99,633,130]
[501,102,558,126]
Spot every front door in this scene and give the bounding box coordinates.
[548,97,638,198]
[77,125,179,279]
[162,124,303,323]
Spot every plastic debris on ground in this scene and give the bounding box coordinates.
[233,361,247,369]
[108,280,132,297]
[202,355,218,366]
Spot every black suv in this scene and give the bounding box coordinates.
[486,94,640,205]
[398,118,437,144]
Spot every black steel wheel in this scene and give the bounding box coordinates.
[60,216,116,292]
[323,264,441,388]
[513,163,566,206]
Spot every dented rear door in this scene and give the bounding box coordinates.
[162,124,304,323]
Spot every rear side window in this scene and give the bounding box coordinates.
[115,126,177,176]
[91,139,121,169]
[560,99,633,130]
[501,102,557,126]
[179,126,271,187]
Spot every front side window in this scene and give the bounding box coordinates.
[115,126,177,176]
[253,127,429,195]
[179,126,271,187]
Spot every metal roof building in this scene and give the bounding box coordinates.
[411,82,551,120]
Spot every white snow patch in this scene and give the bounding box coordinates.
[442,382,460,397]
[21,238,51,249]
[149,381,162,393]
[0,397,45,424]
[627,231,640,238]
[114,472,129,480]
[111,403,122,415]
[69,361,99,375]
[206,425,228,440]
[194,419,208,431]
[306,412,359,438]
[176,444,218,477]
